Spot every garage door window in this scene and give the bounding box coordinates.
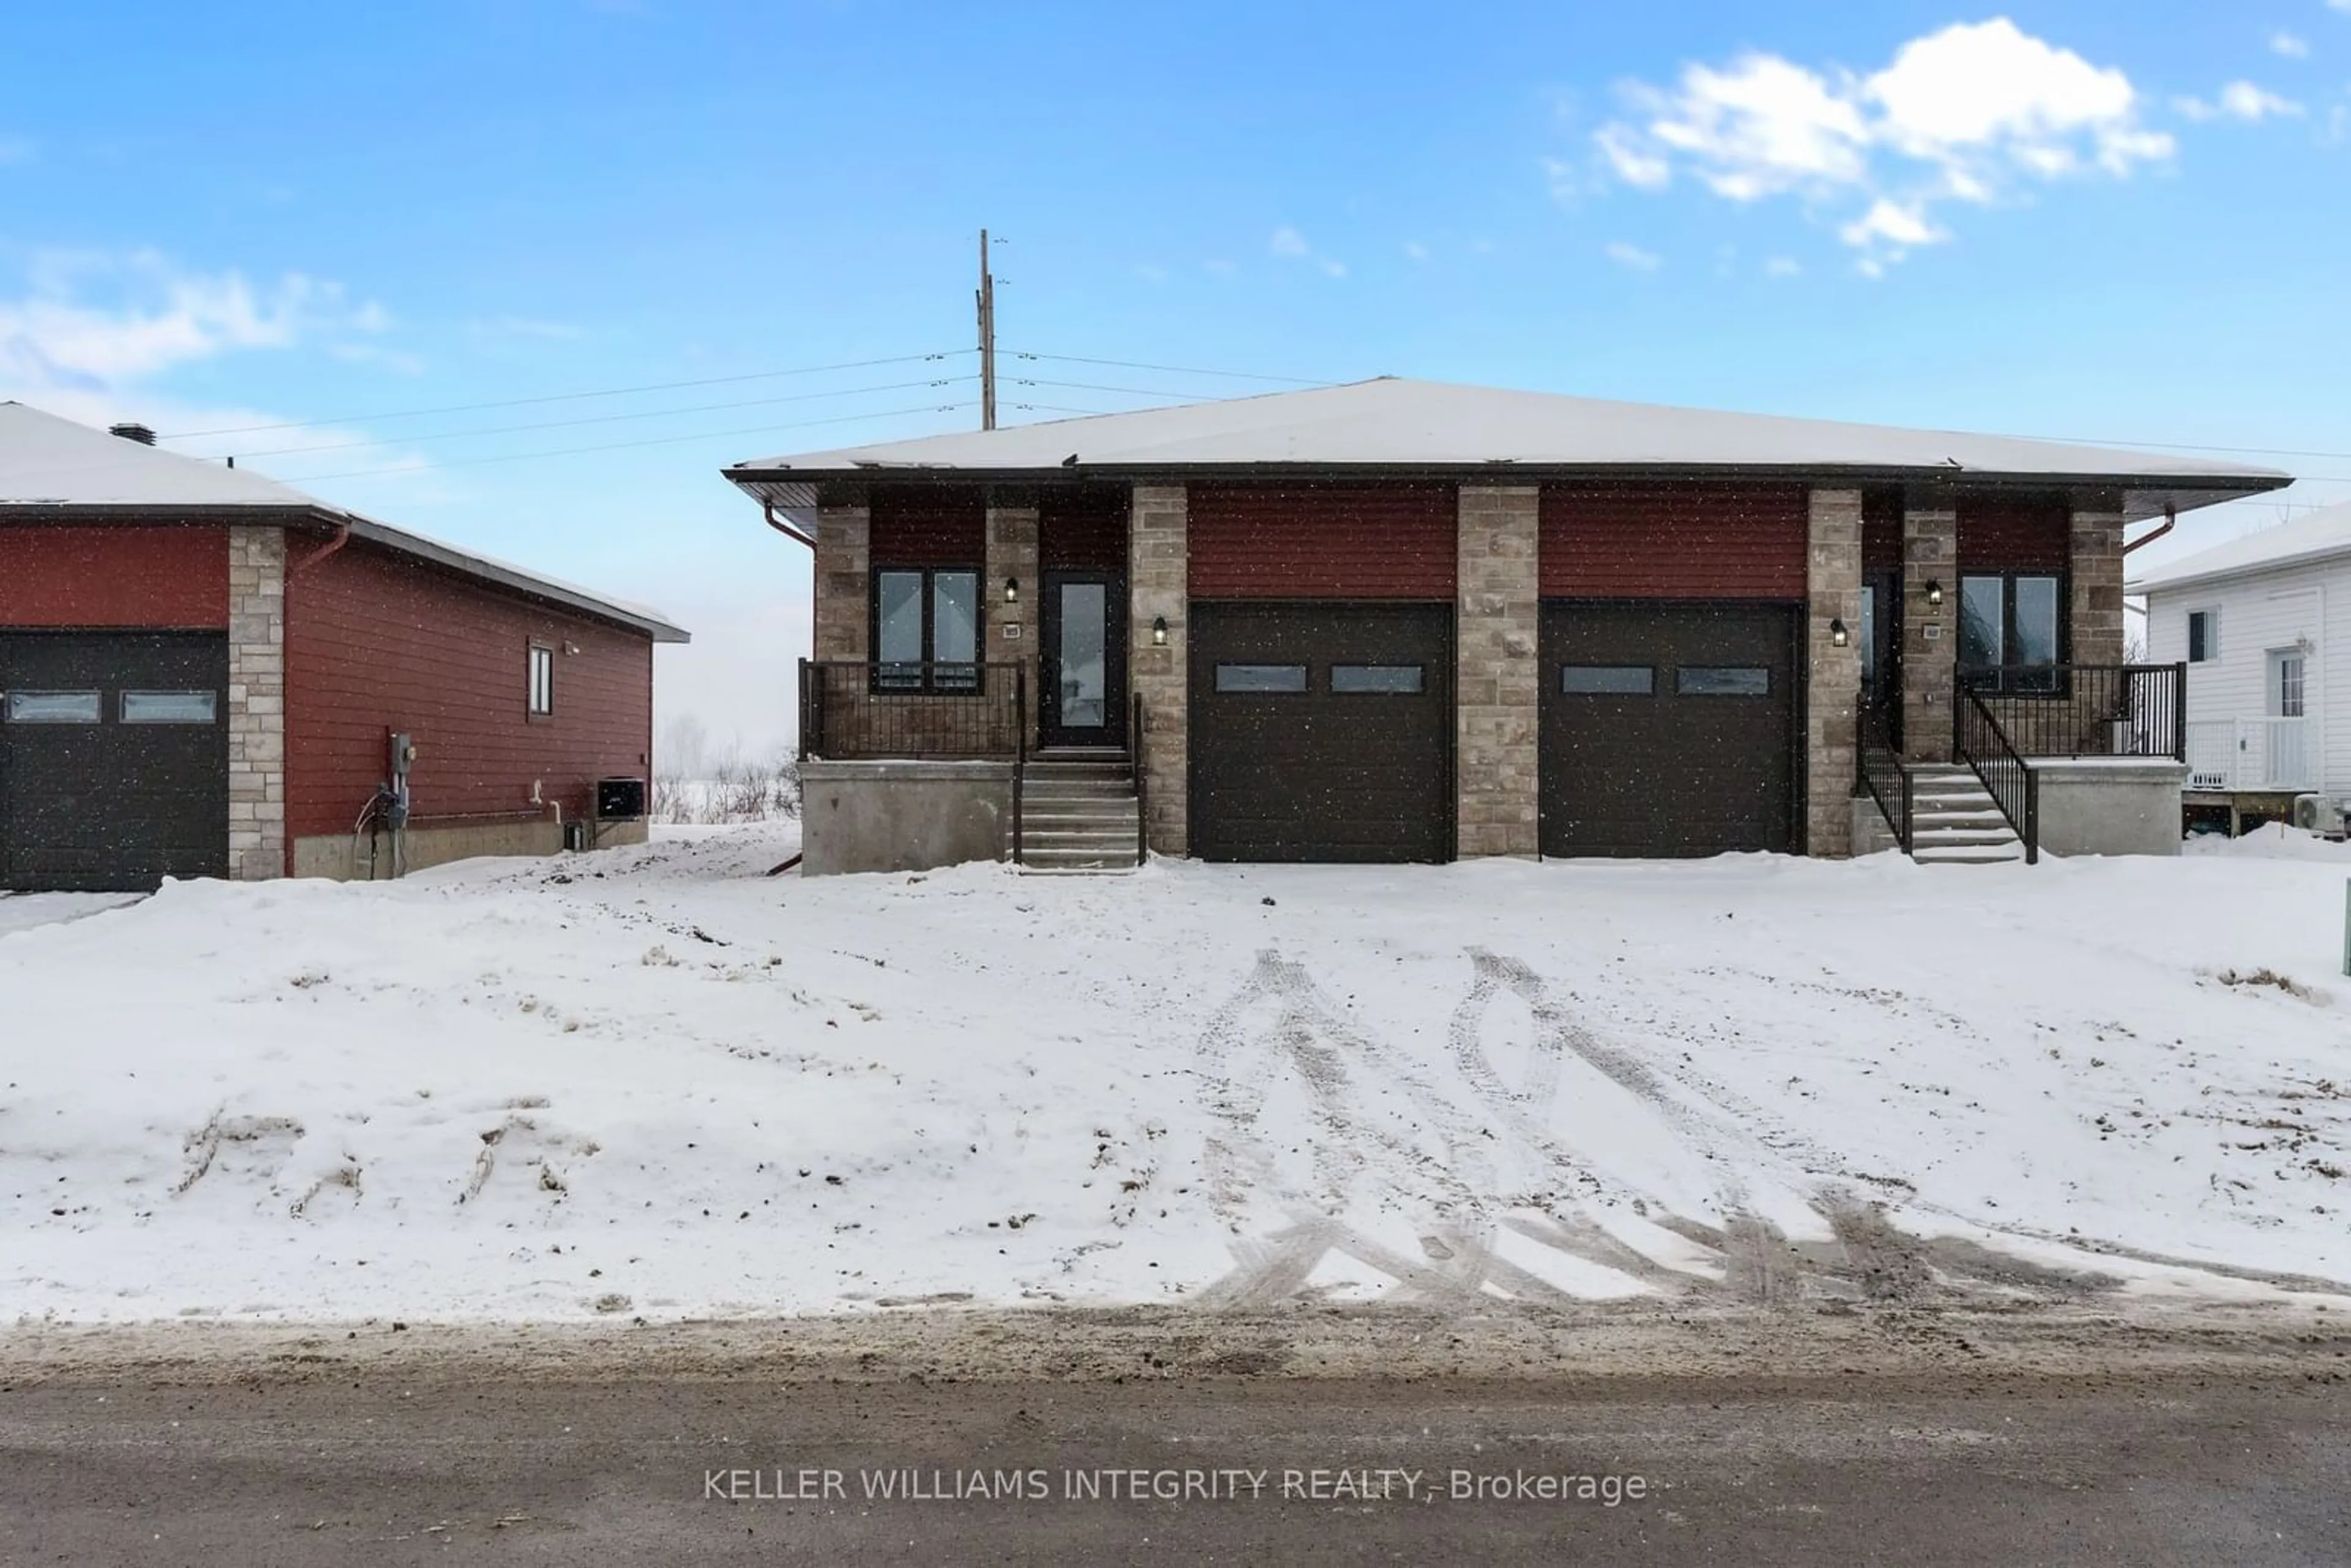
[1560,666,1654,695]
[6,691,102,724]
[1215,663,1308,692]
[1330,664,1423,694]
[1676,667,1771,696]
[121,691,220,724]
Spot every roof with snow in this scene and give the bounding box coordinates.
[0,401,688,642]
[724,377,2289,523]
[2128,500,2351,595]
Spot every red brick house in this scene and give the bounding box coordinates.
[1,403,688,891]
[724,378,2286,873]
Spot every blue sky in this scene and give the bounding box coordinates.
[4,2,2348,749]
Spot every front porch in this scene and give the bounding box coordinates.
[796,659,1145,874]
[1856,662,2192,861]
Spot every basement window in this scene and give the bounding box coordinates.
[528,644,555,718]
[121,691,220,724]
[5,691,102,724]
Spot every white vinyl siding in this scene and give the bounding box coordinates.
[2147,560,2349,798]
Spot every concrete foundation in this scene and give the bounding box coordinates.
[1850,794,1902,857]
[800,759,1013,876]
[292,817,647,880]
[2030,759,2187,857]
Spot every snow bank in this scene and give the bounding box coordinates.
[3,827,2346,1324]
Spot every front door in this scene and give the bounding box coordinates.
[1861,569,1903,748]
[1040,572,1127,749]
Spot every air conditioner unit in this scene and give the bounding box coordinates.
[2290,793,2346,838]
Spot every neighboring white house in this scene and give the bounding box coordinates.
[2131,501,2351,835]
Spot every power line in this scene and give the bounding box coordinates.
[230,376,978,459]
[1000,349,1335,387]
[276,402,976,485]
[1004,376,1255,402]
[161,350,976,439]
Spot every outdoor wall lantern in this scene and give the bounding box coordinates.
[1924,579,1944,609]
[1003,576,1019,604]
[1829,618,1850,648]
[1152,616,1169,647]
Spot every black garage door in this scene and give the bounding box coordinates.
[1540,602,1796,857]
[0,631,230,891]
[1190,602,1452,862]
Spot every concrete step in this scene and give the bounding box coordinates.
[1913,828,2021,849]
[1021,808,1140,827]
[1022,780,1138,800]
[1024,760,1133,781]
[1914,844,2027,865]
[1024,827,1140,846]
[1019,849,1139,871]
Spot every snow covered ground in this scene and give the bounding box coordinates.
[4,827,2347,1325]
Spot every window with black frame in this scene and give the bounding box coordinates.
[1959,572,2062,692]
[873,568,981,692]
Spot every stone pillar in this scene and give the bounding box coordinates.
[1901,499,1957,763]
[985,502,1040,750]
[1128,484,1188,856]
[812,501,870,663]
[226,525,287,880]
[1804,489,1864,857]
[2069,495,2125,667]
[1455,485,1540,858]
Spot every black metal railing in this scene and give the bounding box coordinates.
[1131,691,1147,867]
[1955,684,2039,865]
[1857,699,1912,854]
[1954,663,2187,761]
[798,660,1027,762]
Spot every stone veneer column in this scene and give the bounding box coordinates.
[2069,495,2126,667]
[1128,484,1188,855]
[1455,486,1540,858]
[1804,489,1864,857]
[1901,498,1958,763]
[811,501,870,662]
[226,525,287,880]
[985,501,1040,749]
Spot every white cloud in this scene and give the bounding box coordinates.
[2271,29,2311,58]
[1591,19,2173,268]
[0,249,391,391]
[1594,124,1671,189]
[1838,198,1946,251]
[1268,225,1344,279]
[1133,263,1171,285]
[1202,258,1237,278]
[1402,240,1430,262]
[2175,81,2307,120]
[1764,256,1803,277]
[1604,240,1663,271]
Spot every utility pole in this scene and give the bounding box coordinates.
[977,228,997,431]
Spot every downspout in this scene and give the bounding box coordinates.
[291,517,354,576]
[2123,504,2176,556]
[765,500,819,763]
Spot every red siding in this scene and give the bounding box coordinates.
[0,525,228,628]
[1540,484,1806,599]
[1040,486,1128,572]
[1957,495,2069,572]
[871,486,985,566]
[1188,484,1456,599]
[283,542,654,849]
[1862,491,1904,572]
